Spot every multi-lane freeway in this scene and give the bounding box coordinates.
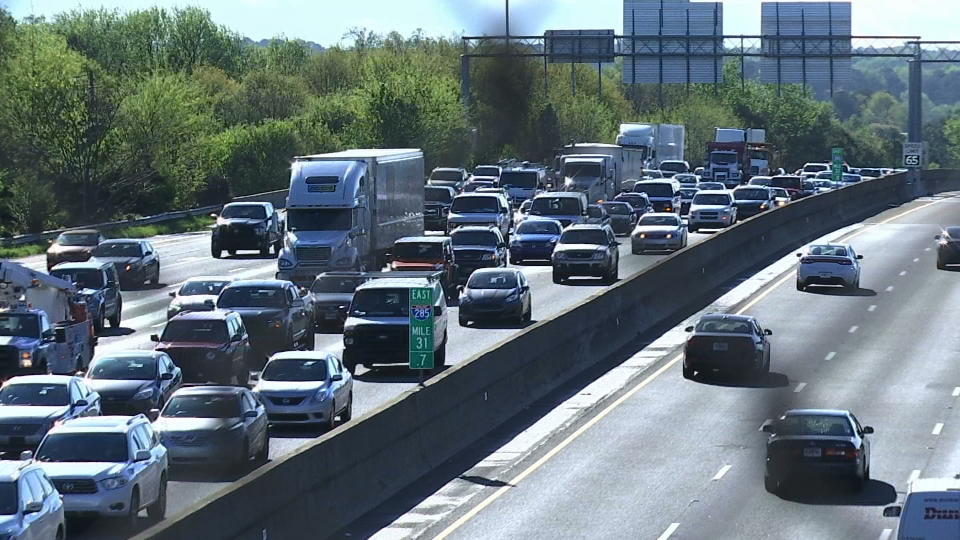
[17,219,718,537]
[345,195,960,540]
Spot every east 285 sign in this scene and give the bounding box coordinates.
[408,287,434,370]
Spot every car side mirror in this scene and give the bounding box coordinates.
[243,410,258,419]
[862,426,874,434]
[134,449,151,462]
[168,291,176,298]
[160,372,173,380]
[291,299,304,308]
[856,255,863,260]
[761,424,776,434]
[72,399,88,408]
[684,325,694,332]
[147,408,160,422]
[23,501,42,514]
[795,253,802,257]
[150,334,160,342]
[331,373,343,382]
[19,451,33,461]
[203,299,215,307]
[883,506,902,518]
[764,329,773,336]
[230,333,242,342]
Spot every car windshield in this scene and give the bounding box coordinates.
[221,205,266,219]
[92,243,141,258]
[643,170,663,178]
[430,169,463,182]
[56,232,99,247]
[0,383,68,406]
[804,163,829,172]
[218,286,287,308]
[693,194,732,206]
[452,231,498,246]
[634,184,674,198]
[659,162,687,173]
[88,355,157,380]
[777,415,854,437]
[286,208,351,231]
[563,163,602,178]
[473,166,500,177]
[425,188,453,203]
[710,153,738,165]
[394,242,443,261]
[180,280,230,296]
[586,207,604,218]
[615,195,648,208]
[944,226,960,238]
[463,181,492,192]
[350,289,408,317]
[639,216,679,226]
[734,189,769,201]
[516,220,560,235]
[530,197,581,216]
[0,314,40,338]
[451,196,499,214]
[50,268,105,290]
[261,358,328,382]
[695,319,752,334]
[750,177,772,186]
[160,320,228,343]
[560,230,607,245]
[770,177,801,190]
[467,271,518,290]
[0,483,16,515]
[162,394,241,418]
[601,203,631,215]
[310,276,365,294]
[35,433,129,463]
[807,245,848,257]
[771,188,790,198]
[499,171,538,188]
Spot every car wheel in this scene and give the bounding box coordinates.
[126,488,141,531]
[795,280,805,292]
[109,299,122,328]
[55,526,64,540]
[302,330,316,351]
[341,392,353,422]
[523,304,532,323]
[433,334,447,373]
[236,439,250,471]
[682,364,694,380]
[211,241,222,259]
[764,475,780,494]
[147,474,167,521]
[632,247,642,255]
[552,270,564,284]
[688,225,697,233]
[256,430,270,463]
[325,408,337,431]
[459,315,468,327]
[95,308,106,333]
[235,366,249,387]
[342,351,357,375]
[937,258,945,270]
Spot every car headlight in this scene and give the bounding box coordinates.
[759,203,768,210]
[554,252,567,260]
[312,387,329,402]
[343,330,354,346]
[278,258,293,269]
[19,351,32,368]
[205,351,217,360]
[665,234,673,239]
[592,251,606,260]
[168,304,182,315]
[100,476,128,490]
[938,239,949,246]
[267,317,283,329]
[481,253,495,261]
[133,387,155,401]
[636,233,646,239]
[505,291,520,303]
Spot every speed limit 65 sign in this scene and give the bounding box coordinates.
[903,142,923,168]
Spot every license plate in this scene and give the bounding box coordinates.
[324,313,338,320]
[712,342,728,351]
[819,272,831,278]
[308,184,336,193]
[803,447,822,458]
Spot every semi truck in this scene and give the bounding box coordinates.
[0,261,96,377]
[559,142,645,193]
[701,128,771,188]
[558,155,616,203]
[616,124,685,169]
[276,149,425,286]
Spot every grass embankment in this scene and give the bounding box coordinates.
[0,214,215,260]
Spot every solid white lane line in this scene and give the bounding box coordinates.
[848,326,858,334]
[825,351,836,361]
[229,267,251,273]
[657,523,680,540]
[885,286,894,292]
[953,387,960,397]
[868,305,877,312]
[878,528,893,540]
[712,465,732,481]
[151,322,165,328]
[933,423,944,436]
[913,258,919,263]
[899,270,907,276]
[794,382,807,393]
[908,469,921,484]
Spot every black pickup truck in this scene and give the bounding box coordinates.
[214,279,314,368]
[211,202,284,258]
[682,313,772,380]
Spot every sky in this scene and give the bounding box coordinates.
[4,0,958,45]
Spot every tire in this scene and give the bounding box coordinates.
[235,365,249,387]
[126,489,141,531]
[937,259,945,270]
[764,475,780,494]
[850,474,865,492]
[274,239,283,255]
[343,351,357,375]
[523,304,532,323]
[433,334,447,373]
[260,244,270,257]
[341,392,353,422]
[795,280,805,292]
[95,308,105,333]
[228,250,236,256]
[632,247,642,255]
[211,241,222,259]
[459,315,469,327]
[302,329,316,351]
[688,225,698,233]
[236,439,250,471]
[256,430,270,463]
[147,475,167,521]
[682,364,695,380]
[325,408,337,431]
[109,299,122,328]
[552,270,564,284]
[149,263,159,286]
[55,526,64,540]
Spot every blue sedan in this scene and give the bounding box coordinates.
[509,218,563,263]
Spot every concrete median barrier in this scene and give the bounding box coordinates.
[138,172,951,540]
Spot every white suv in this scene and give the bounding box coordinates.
[0,461,66,540]
[26,415,168,529]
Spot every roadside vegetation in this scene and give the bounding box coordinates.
[0,6,956,237]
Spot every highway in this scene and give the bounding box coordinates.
[16,220,715,537]
[353,195,960,540]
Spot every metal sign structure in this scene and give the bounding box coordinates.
[902,142,923,169]
[831,148,844,184]
[623,0,723,84]
[544,30,615,64]
[408,287,434,370]
[760,2,852,93]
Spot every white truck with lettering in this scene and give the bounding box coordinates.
[883,477,960,539]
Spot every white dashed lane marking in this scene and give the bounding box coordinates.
[657,523,680,540]
[825,352,836,361]
[885,286,894,292]
[953,387,960,397]
[712,465,732,481]
[848,326,858,334]
[933,423,944,436]
[794,382,807,393]
[868,305,877,312]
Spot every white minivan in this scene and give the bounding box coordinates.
[883,477,960,539]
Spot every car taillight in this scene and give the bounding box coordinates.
[800,258,813,264]
[825,447,859,459]
[837,259,853,265]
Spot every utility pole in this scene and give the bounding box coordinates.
[505,0,510,38]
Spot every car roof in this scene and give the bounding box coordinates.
[51,261,111,270]
[396,236,448,244]
[169,310,232,321]
[357,277,437,290]
[225,279,288,288]
[269,350,333,361]
[635,180,673,185]
[433,167,464,172]
[601,201,631,206]
[471,267,521,275]
[0,461,32,482]
[93,350,165,359]
[565,224,606,230]
[183,276,235,282]
[455,192,500,198]
[783,408,850,417]
[59,229,100,235]
[908,477,960,493]
[698,313,755,324]
[641,212,681,218]
[173,385,244,396]
[695,190,731,195]
[55,415,147,433]
[537,192,582,198]
[223,201,269,208]
[98,238,140,244]
[452,225,499,233]
[734,185,769,190]
[5,374,76,385]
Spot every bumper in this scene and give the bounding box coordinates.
[460,302,524,320]
[797,269,857,286]
[684,353,756,373]
[99,398,155,416]
[552,261,611,277]
[650,202,677,213]
[632,238,683,251]
[62,489,134,517]
[767,459,861,481]
[163,439,245,466]
[609,221,634,234]
[214,230,268,250]
[262,400,332,425]
[938,246,960,263]
[689,217,733,228]
[509,245,554,260]
[118,267,147,285]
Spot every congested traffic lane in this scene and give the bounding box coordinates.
[400,195,960,540]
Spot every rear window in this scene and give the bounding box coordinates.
[807,245,848,257]
[50,268,105,289]
[586,206,605,218]
[425,187,453,203]
[451,230,498,246]
[451,196,499,214]
[695,318,752,334]
[770,177,802,190]
[162,394,242,418]
[221,204,267,219]
[692,194,732,206]
[473,166,500,177]
[601,203,632,215]
[350,289,408,317]
[499,171,538,189]
[634,183,675,198]
[430,169,463,182]
[56,232,99,247]
[92,242,141,258]
[467,271,518,290]
[733,189,769,201]
[161,319,229,343]
[530,197,582,216]
[803,163,829,173]
[217,286,287,309]
[394,242,443,261]
[659,161,688,173]
[777,415,853,437]
[516,220,561,235]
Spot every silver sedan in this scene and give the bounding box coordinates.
[631,213,688,254]
[252,351,354,431]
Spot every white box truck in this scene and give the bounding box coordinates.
[277,149,425,286]
[560,142,645,195]
[616,123,685,169]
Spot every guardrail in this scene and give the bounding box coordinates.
[138,171,958,540]
[0,189,289,247]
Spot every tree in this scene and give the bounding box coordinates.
[233,69,310,124]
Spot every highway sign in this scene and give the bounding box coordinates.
[408,287,434,370]
[831,147,843,184]
[903,142,923,169]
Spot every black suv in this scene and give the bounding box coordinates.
[215,280,314,367]
[424,186,456,232]
[211,202,284,258]
[50,261,123,332]
[152,311,252,385]
[450,226,508,285]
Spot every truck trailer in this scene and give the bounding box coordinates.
[701,128,771,188]
[616,123,685,169]
[277,149,425,286]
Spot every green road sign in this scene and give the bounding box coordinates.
[831,147,844,184]
[408,287,434,370]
